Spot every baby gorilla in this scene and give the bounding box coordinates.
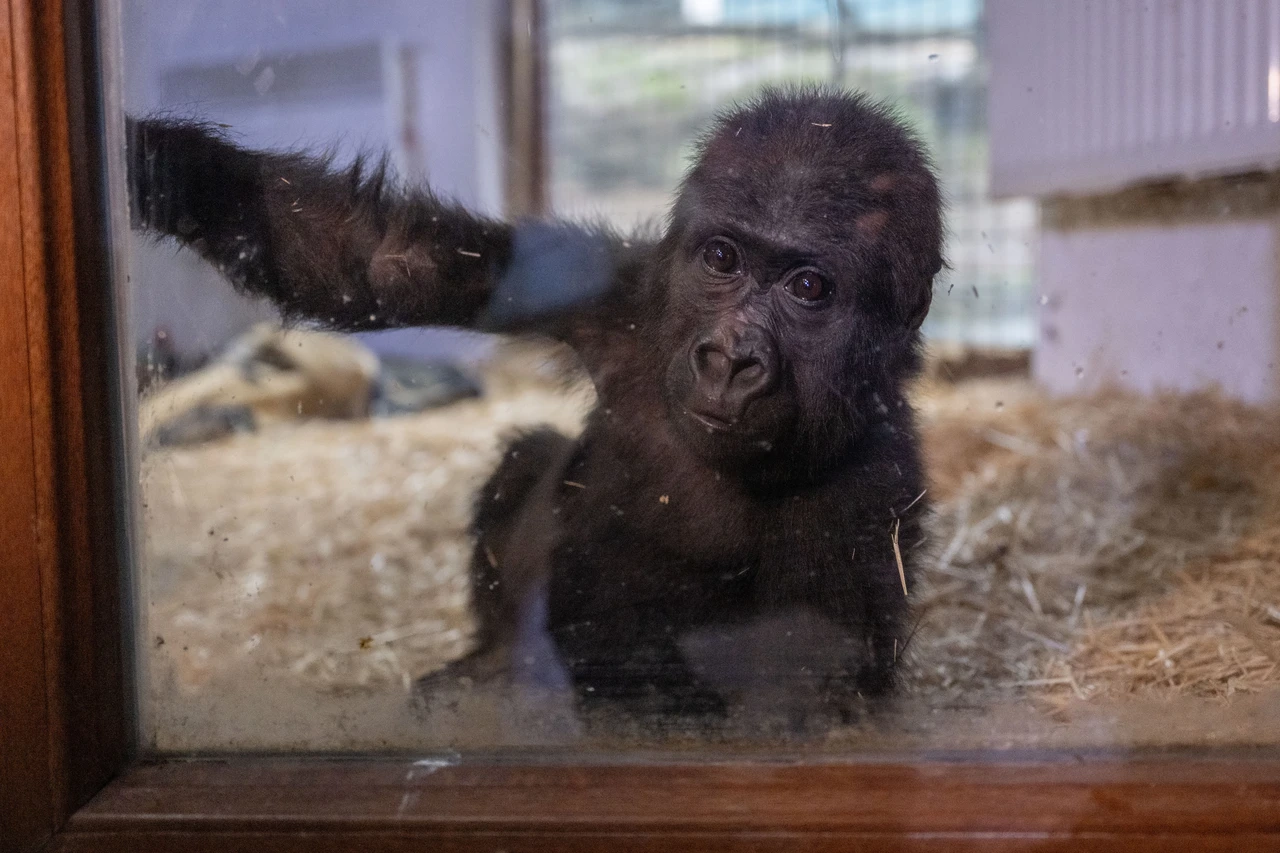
[128,86,943,722]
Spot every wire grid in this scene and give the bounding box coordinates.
[544,0,1036,347]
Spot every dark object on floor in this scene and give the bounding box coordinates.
[372,357,482,417]
[151,404,256,447]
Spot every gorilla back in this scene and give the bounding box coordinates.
[128,86,943,720]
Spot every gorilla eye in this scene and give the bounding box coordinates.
[701,239,739,275]
[785,271,830,303]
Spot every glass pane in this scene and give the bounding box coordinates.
[106,0,1280,753]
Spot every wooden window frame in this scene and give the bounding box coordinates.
[2,1,1279,850]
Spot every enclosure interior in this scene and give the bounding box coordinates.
[117,0,1280,752]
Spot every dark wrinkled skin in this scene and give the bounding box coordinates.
[128,86,943,724]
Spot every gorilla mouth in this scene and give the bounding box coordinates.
[687,408,734,433]
[683,405,788,461]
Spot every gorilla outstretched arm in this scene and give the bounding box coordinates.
[127,118,642,345]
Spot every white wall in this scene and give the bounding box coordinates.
[989,0,1280,199]
[1035,216,1280,402]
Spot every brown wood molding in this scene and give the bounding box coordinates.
[1,0,128,849]
[47,755,1280,850]
[0,1,54,849]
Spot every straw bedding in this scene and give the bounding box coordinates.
[909,381,1280,707]
[141,348,1280,718]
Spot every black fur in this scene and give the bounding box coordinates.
[128,86,943,721]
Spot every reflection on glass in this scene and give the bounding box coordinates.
[117,0,1280,753]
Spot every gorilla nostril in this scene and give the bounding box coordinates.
[706,351,731,377]
[734,360,765,383]
[692,342,732,383]
[728,358,773,406]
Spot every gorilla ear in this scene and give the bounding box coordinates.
[900,279,932,331]
[894,253,941,331]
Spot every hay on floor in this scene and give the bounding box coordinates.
[908,382,1280,706]
[140,354,1280,712]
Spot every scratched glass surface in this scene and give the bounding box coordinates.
[112,0,1280,753]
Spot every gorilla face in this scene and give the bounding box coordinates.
[655,92,941,475]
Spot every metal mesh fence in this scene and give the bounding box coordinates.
[545,0,1036,347]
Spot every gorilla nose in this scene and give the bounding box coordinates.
[690,330,777,419]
